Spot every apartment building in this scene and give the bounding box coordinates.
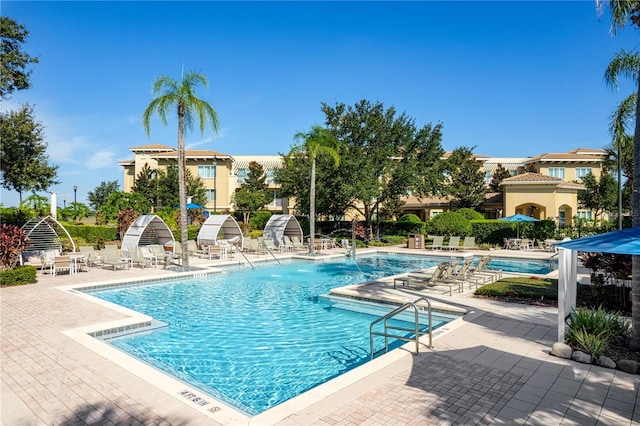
[120,145,607,226]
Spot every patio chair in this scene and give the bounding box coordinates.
[427,236,445,250]
[79,245,103,267]
[257,236,278,253]
[450,258,489,289]
[469,256,502,282]
[446,236,461,250]
[285,235,307,251]
[126,246,152,269]
[52,256,72,276]
[149,244,169,267]
[461,236,476,250]
[186,240,210,258]
[395,262,462,295]
[101,248,131,271]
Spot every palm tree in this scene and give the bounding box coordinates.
[142,70,219,267]
[291,126,340,254]
[602,0,640,348]
[608,93,636,229]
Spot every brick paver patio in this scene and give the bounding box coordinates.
[2,248,639,425]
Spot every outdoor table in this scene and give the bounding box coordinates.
[507,238,521,250]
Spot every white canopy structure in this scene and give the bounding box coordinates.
[21,215,75,253]
[263,214,303,247]
[197,214,244,249]
[121,215,175,249]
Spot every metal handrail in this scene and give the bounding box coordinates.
[369,297,432,360]
[237,249,255,269]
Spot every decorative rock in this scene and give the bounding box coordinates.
[596,355,617,369]
[551,342,573,359]
[572,350,592,364]
[617,359,640,374]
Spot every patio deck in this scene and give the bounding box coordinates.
[2,247,638,425]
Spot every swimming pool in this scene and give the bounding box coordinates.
[84,252,554,415]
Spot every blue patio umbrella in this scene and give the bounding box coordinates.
[174,202,205,209]
[499,213,539,238]
[554,227,640,255]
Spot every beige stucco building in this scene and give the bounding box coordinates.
[119,145,607,227]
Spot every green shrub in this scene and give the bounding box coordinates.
[565,306,630,348]
[249,211,272,230]
[398,213,422,223]
[570,327,609,358]
[455,208,484,221]
[171,225,199,241]
[425,212,471,237]
[0,265,37,287]
[382,221,425,236]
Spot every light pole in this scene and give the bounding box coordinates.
[73,185,78,220]
[213,156,218,213]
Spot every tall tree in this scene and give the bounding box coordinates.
[290,126,340,254]
[489,163,512,192]
[155,165,207,210]
[321,100,445,238]
[578,172,618,224]
[232,161,271,225]
[142,70,219,267]
[446,147,486,209]
[132,163,157,210]
[87,180,120,211]
[0,104,58,202]
[601,0,640,350]
[0,17,39,99]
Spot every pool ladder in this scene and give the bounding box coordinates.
[369,297,433,360]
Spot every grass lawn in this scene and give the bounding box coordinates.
[474,277,557,307]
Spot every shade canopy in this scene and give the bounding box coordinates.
[21,215,75,254]
[197,214,243,248]
[499,213,539,223]
[555,227,640,255]
[263,214,303,247]
[121,215,175,249]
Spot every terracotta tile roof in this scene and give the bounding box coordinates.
[403,195,452,207]
[523,150,605,163]
[501,172,562,183]
[153,150,230,158]
[129,144,175,151]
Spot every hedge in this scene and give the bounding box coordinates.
[470,220,555,245]
[0,265,38,287]
[66,224,118,244]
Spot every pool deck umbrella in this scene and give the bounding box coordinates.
[499,213,539,238]
[197,214,243,249]
[554,227,640,342]
[121,215,175,250]
[263,214,304,248]
[174,202,205,209]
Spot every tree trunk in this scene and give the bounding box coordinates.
[631,74,640,350]
[309,159,316,254]
[177,104,189,267]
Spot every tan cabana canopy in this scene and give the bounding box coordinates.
[121,215,175,249]
[263,214,303,247]
[21,215,75,253]
[197,214,243,249]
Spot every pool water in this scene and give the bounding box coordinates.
[86,253,554,415]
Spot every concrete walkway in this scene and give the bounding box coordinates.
[2,248,639,425]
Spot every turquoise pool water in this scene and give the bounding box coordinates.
[86,253,554,415]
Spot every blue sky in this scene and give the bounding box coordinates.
[1,1,638,207]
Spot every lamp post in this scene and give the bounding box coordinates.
[213,156,218,213]
[73,185,78,220]
[63,196,66,208]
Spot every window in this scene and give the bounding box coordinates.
[198,165,216,179]
[205,189,216,202]
[548,167,565,179]
[577,210,593,220]
[558,210,566,226]
[575,168,592,179]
